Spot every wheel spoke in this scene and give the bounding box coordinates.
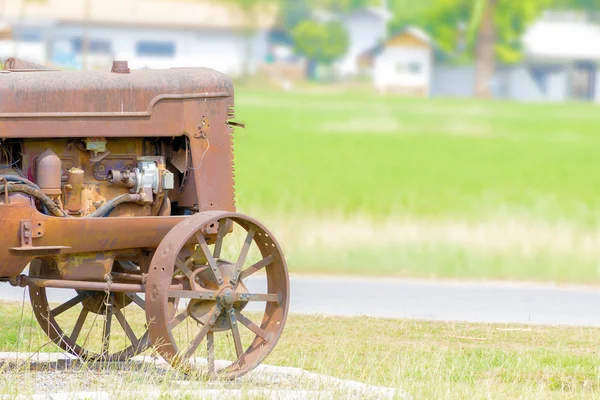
[213,218,229,259]
[175,256,194,279]
[137,330,150,352]
[236,311,269,341]
[51,292,93,317]
[207,331,215,376]
[228,309,244,359]
[195,233,224,286]
[167,289,218,300]
[239,255,274,281]
[168,309,189,330]
[183,305,222,359]
[102,295,114,358]
[242,293,281,303]
[125,293,146,309]
[230,228,255,286]
[70,307,89,343]
[114,307,140,348]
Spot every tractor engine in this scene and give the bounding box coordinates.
[0,136,184,218]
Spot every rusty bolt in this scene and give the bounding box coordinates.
[111,60,130,74]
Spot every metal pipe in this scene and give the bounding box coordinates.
[16,275,184,293]
[86,193,145,218]
[110,271,144,283]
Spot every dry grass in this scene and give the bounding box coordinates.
[266,213,600,258]
[245,212,600,282]
[0,300,599,399]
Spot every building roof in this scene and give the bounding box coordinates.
[1,0,276,31]
[359,26,432,61]
[400,26,431,45]
[523,19,600,62]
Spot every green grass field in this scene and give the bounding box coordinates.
[0,301,598,399]
[233,89,600,282]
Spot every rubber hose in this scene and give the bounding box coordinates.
[87,193,144,218]
[1,175,40,189]
[0,184,69,217]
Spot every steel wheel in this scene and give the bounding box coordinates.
[29,259,150,362]
[146,211,290,379]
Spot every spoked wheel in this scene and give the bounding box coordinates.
[146,211,290,380]
[29,259,150,362]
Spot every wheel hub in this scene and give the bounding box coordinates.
[187,261,250,329]
[218,287,235,308]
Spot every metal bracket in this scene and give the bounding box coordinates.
[201,219,233,235]
[20,220,45,246]
[10,220,66,255]
[20,220,33,247]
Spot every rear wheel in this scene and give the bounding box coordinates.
[146,211,289,379]
[29,259,149,362]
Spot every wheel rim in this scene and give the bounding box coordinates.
[29,259,150,362]
[146,211,290,379]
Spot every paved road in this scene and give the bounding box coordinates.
[2,276,600,326]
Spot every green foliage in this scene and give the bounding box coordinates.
[292,20,349,65]
[389,0,550,64]
[322,21,350,63]
[278,0,375,37]
[554,0,600,9]
[279,0,312,32]
[310,0,372,12]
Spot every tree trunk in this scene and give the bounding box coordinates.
[474,0,496,99]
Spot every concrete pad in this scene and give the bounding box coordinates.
[0,352,411,400]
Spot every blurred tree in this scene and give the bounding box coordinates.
[470,0,552,98]
[554,0,600,10]
[278,0,374,34]
[389,0,550,98]
[279,0,312,32]
[311,0,372,12]
[292,20,349,78]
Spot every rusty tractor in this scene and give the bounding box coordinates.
[0,58,289,379]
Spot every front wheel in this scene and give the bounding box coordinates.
[145,211,290,379]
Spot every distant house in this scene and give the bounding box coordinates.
[0,21,47,66]
[0,0,275,76]
[360,27,433,96]
[265,6,391,80]
[519,12,600,102]
[338,6,392,78]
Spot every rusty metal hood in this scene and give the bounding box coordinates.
[0,67,233,115]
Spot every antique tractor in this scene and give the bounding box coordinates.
[0,58,289,379]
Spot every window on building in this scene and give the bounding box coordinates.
[71,38,112,54]
[136,41,176,57]
[17,30,42,42]
[408,62,422,74]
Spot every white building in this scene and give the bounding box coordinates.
[338,6,392,77]
[0,0,275,76]
[361,27,433,96]
[520,11,600,101]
